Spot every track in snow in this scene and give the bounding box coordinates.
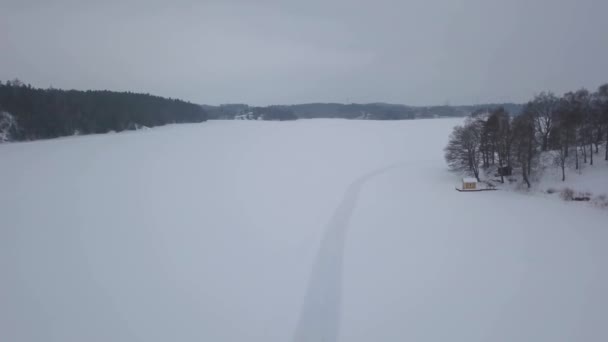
[292,163,405,342]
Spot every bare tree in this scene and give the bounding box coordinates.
[511,111,537,188]
[594,84,608,161]
[478,114,493,169]
[558,92,584,169]
[573,89,595,165]
[484,107,512,183]
[552,105,579,181]
[445,118,483,181]
[554,144,568,182]
[527,92,560,151]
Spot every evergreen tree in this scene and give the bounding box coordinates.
[0,81,207,141]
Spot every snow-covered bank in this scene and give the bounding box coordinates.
[484,148,608,208]
[536,150,608,206]
[1,119,607,342]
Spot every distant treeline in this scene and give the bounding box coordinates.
[204,102,523,120]
[202,104,297,121]
[445,84,608,186]
[0,79,207,141]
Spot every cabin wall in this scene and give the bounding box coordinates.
[463,182,476,190]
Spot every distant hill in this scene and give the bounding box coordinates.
[204,102,523,120]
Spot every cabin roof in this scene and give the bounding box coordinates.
[462,177,477,183]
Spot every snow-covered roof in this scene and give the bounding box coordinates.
[462,177,477,183]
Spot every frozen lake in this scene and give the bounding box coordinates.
[1,118,607,342]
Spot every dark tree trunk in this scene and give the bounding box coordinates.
[527,145,533,176]
[589,142,593,165]
[561,146,566,182]
[595,127,601,153]
[575,146,579,170]
[498,157,504,183]
[522,165,531,188]
[582,144,587,164]
[483,149,489,168]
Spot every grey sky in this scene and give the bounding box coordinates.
[1,0,607,106]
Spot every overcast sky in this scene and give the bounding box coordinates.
[1,0,607,106]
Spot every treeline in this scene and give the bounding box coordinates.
[203,104,297,121]
[290,103,415,119]
[248,106,297,121]
[445,84,608,186]
[289,103,522,120]
[204,102,523,120]
[0,79,207,141]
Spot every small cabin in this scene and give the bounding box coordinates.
[462,177,478,190]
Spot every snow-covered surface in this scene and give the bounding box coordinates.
[492,149,608,207]
[1,119,607,342]
[463,177,478,183]
[536,151,608,197]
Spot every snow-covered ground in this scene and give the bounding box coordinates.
[535,150,608,205]
[1,119,607,342]
[488,147,608,207]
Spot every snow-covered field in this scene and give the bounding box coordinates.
[1,119,607,342]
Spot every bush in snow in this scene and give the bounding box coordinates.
[591,194,608,209]
[573,192,591,201]
[560,188,574,201]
